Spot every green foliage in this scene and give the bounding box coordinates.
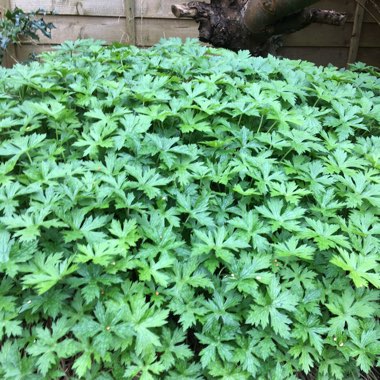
[0,38,379,379]
[0,7,55,65]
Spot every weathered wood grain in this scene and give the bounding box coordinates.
[135,0,210,18]
[279,46,349,66]
[27,16,129,44]
[347,0,367,64]
[136,19,380,48]
[125,0,136,44]
[9,0,178,18]
[357,46,380,66]
[19,15,380,49]
[0,0,9,14]
[284,21,379,48]
[14,44,51,62]
[8,0,378,21]
[10,0,125,17]
[280,46,380,67]
[136,18,197,45]
[6,0,380,68]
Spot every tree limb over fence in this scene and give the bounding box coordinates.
[172,0,347,56]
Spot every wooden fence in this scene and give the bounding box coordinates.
[1,0,379,67]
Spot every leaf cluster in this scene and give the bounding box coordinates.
[0,38,379,379]
[0,7,55,65]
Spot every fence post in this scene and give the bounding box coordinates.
[347,0,367,65]
[124,0,136,45]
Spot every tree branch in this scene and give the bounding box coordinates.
[266,8,347,36]
[172,0,347,56]
[309,8,347,25]
[171,4,198,18]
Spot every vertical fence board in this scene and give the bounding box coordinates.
[348,0,367,64]
[124,0,136,44]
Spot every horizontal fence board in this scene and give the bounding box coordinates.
[10,0,125,17]
[14,44,51,63]
[136,0,204,18]
[315,0,355,14]
[25,16,197,46]
[279,46,380,67]
[24,16,380,48]
[27,15,128,44]
[284,22,380,48]
[136,18,197,45]
[137,19,380,48]
[136,0,217,18]
[8,0,379,21]
[6,0,380,68]
[357,47,380,66]
[361,22,380,48]
[9,0,205,19]
[135,0,377,22]
[9,0,179,19]
[279,46,349,66]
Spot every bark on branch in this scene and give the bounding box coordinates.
[171,4,198,18]
[172,0,347,56]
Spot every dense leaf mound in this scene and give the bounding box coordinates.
[0,39,379,379]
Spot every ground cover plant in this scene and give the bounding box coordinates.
[0,38,379,379]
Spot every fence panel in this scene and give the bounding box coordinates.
[1,0,379,67]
